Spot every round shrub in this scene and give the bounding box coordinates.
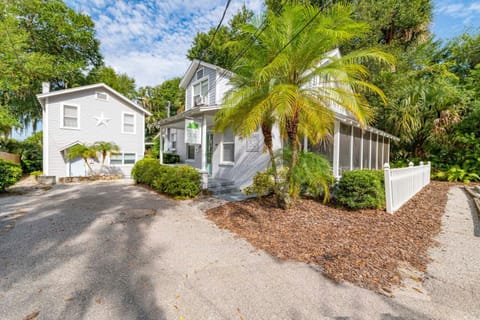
[0,159,22,191]
[131,158,167,185]
[335,170,385,210]
[153,166,201,199]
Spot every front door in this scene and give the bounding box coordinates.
[206,132,214,176]
[69,157,86,177]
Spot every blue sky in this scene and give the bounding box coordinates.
[62,0,480,88]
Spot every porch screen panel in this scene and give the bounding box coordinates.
[370,133,377,169]
[362,132,370,169]
[352,127,362,169]
[377,136,384,169]
[339,123,351,174]
[383,138,390,165]
[309,138,333,164]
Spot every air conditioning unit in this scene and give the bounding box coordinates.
[194,95,207,106]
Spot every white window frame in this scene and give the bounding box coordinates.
[121,111,136,134]
[60,103,80,130]
[192,76,209,106]
[109,152,137,166]
[95,91,109,101]
[220,129,235,165]
[186,144,195,161]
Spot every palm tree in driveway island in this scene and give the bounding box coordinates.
[215,3,394,208]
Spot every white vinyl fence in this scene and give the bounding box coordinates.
[384,161,431,214]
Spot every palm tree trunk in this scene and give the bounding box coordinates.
[98,151,107,174]
[83,157,95,176]
[261,122,285,208]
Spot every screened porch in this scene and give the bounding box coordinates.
[305,120,399,178]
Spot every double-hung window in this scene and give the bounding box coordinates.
[62,105,79,129]
[222,128,235,163]
[193,79,208,104]
[110,153,136,165]
[122,112,135,134]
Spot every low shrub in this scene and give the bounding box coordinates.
[432,165,480,183]
[0,159,22,191]
[152,166,201,199]
[163,153,180,164]
[132,159,200,199]
[335,170,385,210]
[30,170,43,176]
[131,158,168,186]
[244,170,276,197]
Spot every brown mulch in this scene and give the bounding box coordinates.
[206,181,454,294]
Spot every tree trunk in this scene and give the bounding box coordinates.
[261,122,284,208]
[282,112,300,209]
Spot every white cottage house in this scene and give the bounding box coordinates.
[36,83,151,180]
[157,49,398,190]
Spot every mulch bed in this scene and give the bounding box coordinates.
[206,181,454,294]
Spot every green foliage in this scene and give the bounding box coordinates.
[19,131,43,173]
[163,153,180,164]
[244,170,276,197]
[187,6,253,69]
[290,152,334,202]
[131,158,169,186]
[335,170,385,210]
[92,141,120,173]
[433,166,480,184]
[66,143,97,174]
[85,66,136,99]
[0,0,102,130]
[30,170,43,177]
[132,159,201,199]
[138,78,185,139]
[216,3,392,207]
[0,132,43,173]
[0,159,22,191]
[245,151,333,203]
[153,166,201,199]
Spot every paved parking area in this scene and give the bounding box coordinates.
[0,181,478,319]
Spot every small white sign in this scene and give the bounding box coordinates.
[185,120,201,144]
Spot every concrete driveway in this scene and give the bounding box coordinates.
[0,181,478,320]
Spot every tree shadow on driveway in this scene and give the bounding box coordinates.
[0,181,176,320]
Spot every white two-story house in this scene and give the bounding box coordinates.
[157,50,398,190]
[36,83,151,180]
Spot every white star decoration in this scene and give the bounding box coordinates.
[93,113,111,126]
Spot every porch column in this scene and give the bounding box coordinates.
[200,113,208,189]
[159,127,164,164]
[332,120,340,178]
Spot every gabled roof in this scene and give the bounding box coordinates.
[59,140,84,152]
[36,83,152,116]
[179,59,233,89]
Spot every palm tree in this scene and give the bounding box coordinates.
[66,144,97,175]
[92,141,120,173]
[216,3,394,207]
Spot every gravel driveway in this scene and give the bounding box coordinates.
[0,181,478,320]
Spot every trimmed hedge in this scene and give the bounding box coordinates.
[0,159,22,191]
[335,170,385,210]
[132,159,201,199]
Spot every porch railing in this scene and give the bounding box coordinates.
[384,161,431,214]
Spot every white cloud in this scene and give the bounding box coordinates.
[67,0,264,87]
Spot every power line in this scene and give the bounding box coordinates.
[211,7,322,93]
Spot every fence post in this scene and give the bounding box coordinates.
[384,163,393,214]
[427,161,431,184]
[420,161,424,186]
